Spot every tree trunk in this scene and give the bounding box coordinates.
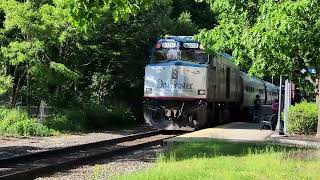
[27,70,31,114]
[11,70,27,108]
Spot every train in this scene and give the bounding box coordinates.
[143,36,278,130]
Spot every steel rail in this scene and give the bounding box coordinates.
[0,129,163,165]
[0,130,185,180]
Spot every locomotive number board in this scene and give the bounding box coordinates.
[183,43,199,49]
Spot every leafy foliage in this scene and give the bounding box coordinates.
[197,0,320,77]
[0,0,212,135]
[0,106,56,136]
[0,75,12,95]
[0,0,83,106]
[197,0,320,136]
[85,104,137,129]
[287,102,318,134]
[44,108,87,132]
[72,0,152,27]
[45,104,137,132]
[171,0,216,30]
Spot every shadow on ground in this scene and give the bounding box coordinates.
[0,146,49,160]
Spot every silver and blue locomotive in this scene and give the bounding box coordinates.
[143,36,278,130]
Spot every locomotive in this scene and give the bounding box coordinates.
[143,36,278,130]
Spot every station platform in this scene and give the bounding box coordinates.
[165,122,273,145]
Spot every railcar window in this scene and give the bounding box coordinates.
[259,89,264,95]
[246,86,256,92]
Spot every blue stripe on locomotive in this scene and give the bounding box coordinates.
[146,60,208,68]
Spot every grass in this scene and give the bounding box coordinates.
[0,104,139,137]
[0,106,56,136]
[113,141,320,180]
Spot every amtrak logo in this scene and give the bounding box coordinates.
[171,69,178,79]
[157,79,193,90]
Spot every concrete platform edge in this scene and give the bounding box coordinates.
[267,138,320,148]
[164,136,320,150]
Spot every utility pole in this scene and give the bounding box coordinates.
[283,79,292,134]
[277,75,283,135]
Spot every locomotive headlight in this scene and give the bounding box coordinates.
[145,88,152,94]
[198,89,205,95]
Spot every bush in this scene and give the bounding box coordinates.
[0,106,56,136]
[287,101,318,134]
[44,109,87,132]
[45,104,138,132]
[0,103,138,136]
[85,104,137,129]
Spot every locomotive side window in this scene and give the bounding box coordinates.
[208,55,216,69]
[193,50,208,64]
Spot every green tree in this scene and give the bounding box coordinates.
[72,0,152,26]
[79,0,174,119]
[0,0,81,107]
[171,0,216,30]
[197,0,320,137]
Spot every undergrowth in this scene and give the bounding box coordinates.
[0,103,138,137]
[0,106,56,136]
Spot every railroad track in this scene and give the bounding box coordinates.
[0,130,186,180]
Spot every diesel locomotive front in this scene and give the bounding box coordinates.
[143,36,278,130]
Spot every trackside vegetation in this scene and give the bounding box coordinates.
[0,104,137,136]
[114,141,320,180]
[287,102,318,134]
[0,0,214,136]
[0,106,56,136]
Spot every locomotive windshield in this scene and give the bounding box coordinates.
[153,49,208,64]
[152,40,208,64]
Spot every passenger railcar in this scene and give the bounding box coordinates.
[143,36,278,130]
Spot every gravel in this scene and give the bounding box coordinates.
[36,145,163,180]
[0,126,153,159]
[0,125,162,180]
